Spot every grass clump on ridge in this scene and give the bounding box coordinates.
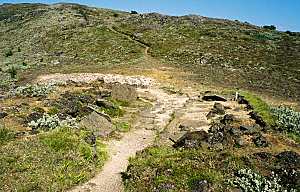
[240,91,276,127]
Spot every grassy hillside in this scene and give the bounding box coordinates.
[1,3,300,101]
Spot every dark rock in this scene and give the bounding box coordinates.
[25,112,43,124]
[237,95,253,110]
[56,92,95,117]
[249,111,266,127]
[190,179,212,192]
[79,112,113,137]
[95,99,115,109]
[220,114,237,125]
[208,123,225,133]
[202,95,227,102]
[208,131,224,145]
[206,103,225,119]
[253,152,272,160]
[252,133,269,147]
[0,111,8,119]
[239,125,260,135]
[276,151,300,168]
[172,131,209,148]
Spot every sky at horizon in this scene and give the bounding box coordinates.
[1,0,299,32]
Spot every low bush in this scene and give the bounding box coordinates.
[14,84,54,97]
[230,168,294,192]
[271,107,300,136]
[0,127,14,145]
[28,114,78,131]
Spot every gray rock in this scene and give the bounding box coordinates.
[79,112,113,137]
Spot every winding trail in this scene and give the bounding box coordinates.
[70,85,190,192]
[38,73,249,192]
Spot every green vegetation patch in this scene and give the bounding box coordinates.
[240,91,276,127]
[0,127,107,191]
[123,147,247,192]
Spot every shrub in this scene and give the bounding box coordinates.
[263,25,276,30]
[4,49,13,57]
[14,84,54,97]
[131,10,138,14]
[28,114,78,131]
[271,107,300,135]
[0,127,14,145]
[230,169,293,192]
[7,66,17,79]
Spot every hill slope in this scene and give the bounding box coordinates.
[0,3,299,101]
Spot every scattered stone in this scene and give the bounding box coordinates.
[0,111,8,119]
[220,114,237,125]
[172,131,209,148]
[79,112,113,137]
[202,95,227,102]
[248,111,266,127]
[239,125,260,135]
[252,133,269,147]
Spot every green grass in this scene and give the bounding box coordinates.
[0,127,107,191]
[0,127,14,145]
[123,147,247,192]
[240,91,276,127]
[114,122,131,132]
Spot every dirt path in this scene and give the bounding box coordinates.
[37,73,241,192]
[65,76,191,192]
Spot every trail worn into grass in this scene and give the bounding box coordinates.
[38,73,246,192]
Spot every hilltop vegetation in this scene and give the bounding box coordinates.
[0,3,300,102]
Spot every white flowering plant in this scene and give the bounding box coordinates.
[14,84,54,97]
[271,107,300,135]
[230,168,295,192]
[28,114,78,131]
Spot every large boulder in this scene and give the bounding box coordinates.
[111,83,137,102]
[79,112,113,137]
